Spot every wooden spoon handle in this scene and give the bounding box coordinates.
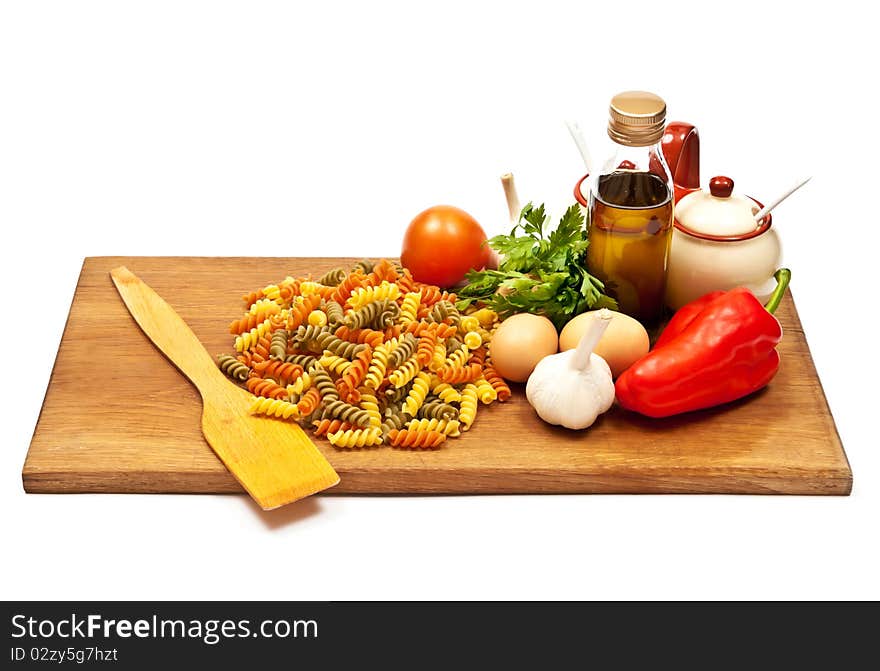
[110,266,221,392]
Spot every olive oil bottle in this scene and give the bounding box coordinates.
[587,91,674,326]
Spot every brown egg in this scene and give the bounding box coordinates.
[489,313,558,383]
[559,310,649,378]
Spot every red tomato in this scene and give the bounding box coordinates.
[401,205,490,287]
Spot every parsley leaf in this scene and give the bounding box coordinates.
[456,202,617,329]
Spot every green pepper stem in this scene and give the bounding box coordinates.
[764,268,791,314]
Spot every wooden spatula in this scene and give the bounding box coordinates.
[110,266,339,509]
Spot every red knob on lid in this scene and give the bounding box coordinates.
[709,176,734,198]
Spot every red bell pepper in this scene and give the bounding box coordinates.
[653,290,725,349]
[615,269,791,418]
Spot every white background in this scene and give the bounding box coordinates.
[1,1,877,600]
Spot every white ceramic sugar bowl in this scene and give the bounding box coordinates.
[665,176,782,310]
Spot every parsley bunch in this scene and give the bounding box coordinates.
[456,203,617,330]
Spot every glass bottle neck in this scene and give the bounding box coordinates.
[591,141,674,209]
[600,141,672,184]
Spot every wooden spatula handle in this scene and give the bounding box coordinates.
[110,266,222,391]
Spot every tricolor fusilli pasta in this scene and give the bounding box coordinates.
[216,260,513,449]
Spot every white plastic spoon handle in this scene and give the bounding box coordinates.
[501,173,521,225]
[566,120,592,175]
[754,176,811,222]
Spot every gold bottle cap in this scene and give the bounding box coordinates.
[608,91,667,147]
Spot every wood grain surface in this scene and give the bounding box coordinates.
[109,266,339,509]
[22,257,852,496]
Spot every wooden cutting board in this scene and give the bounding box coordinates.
[23,257,852,496]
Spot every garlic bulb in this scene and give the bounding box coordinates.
[525,310,615,430]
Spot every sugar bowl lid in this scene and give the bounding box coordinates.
[676,176,761,238]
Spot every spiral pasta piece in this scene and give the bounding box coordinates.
[388,353,421,388]
[236,351,258,367]
[318,351,351,375]
[458,315,480,333]
[414,333,436,367]
[299,281,336,300]
[286,294,322,331]
[431,380,462,404]
[249,396,300,420]
[330,270,369,305]
[234,317,277,352]
[364,340,396,390]
[291,324,332,348]
[344,299,400,330]
[296,387,321,416]
[284,353,317,370]
[383,324,403,341]
[308,309,328,327]
[312,418,353,437]
[242,288,266,308]
[346,280,401,311]
[463,330,483,350]
[359,390,382,428]
[323,300,344,326]
[245,297,275,315]
[429,341,447,372]
[417,285,456,307]
[262,277,299,303]
[384,380,412,405]
[458,384,478,430]
[229,299,281,334]
[340,345,372,395]
[246,376,289,400]
[385,332,413,368]
[381,410,410,438]
[374,300,401,328]
[351,260,374,275]
[251,359,304,386]
[403,371,431,416]
[437,363,483,384]
[257,284,283,305]
[474,376,498,404]
[470,307,499,327]
[394,266,417,292]
[443,344,469,371]
[308,404,337,422]
[217,354,249,381]
[311,331,366,359]
[445,336,463,353]
[400,292,421,324]
[318,267,347,287]
[286,371,312,396]
[482,364,511,402]
[335,377,361,404]
[327,427,384,448]
[405,417,461,437]
[269,329,288,360]
[309,362,340,403]
[468,345,487,367]
[324,399,373,427]
[334,325,385,348]
[429,300,460,326]
[387,429,447,449]
[418,400,458,421]
[401,321,457,339]
[368,259,399,283]
[235,336,271,367]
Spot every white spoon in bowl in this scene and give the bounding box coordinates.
[754,176,812,223]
